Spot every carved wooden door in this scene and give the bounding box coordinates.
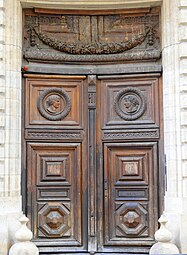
[24,73,163,254]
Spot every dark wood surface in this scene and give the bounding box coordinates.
[23,7,161,64]
[22,5,163,255]
[23,73,163,254]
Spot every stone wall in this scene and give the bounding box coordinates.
[161,0,187,253]
[0,1,22,254]
[0,0,187,254]
[178,0,187,252]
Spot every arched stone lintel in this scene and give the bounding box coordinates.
[20,0,162,9]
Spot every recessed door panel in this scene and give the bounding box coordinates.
[96,74,163,254]
[27,143,83,246]
[103,142,158,246]
[99,76,160,129]
[25,77,85,128]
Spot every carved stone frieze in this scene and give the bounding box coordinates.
[23,8,161,64]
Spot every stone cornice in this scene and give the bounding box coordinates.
[20,0,162,9]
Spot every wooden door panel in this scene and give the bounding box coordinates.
[99,76,160,129]
[27,142,83,247]
[24,73,163,254]
[25,77,85,128]
[104,142,158,246]
[97,74,163,252]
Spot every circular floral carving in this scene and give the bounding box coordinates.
[114,87,146,121]
[37,88,71,121]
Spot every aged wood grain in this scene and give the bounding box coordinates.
[23,73,163,254]
[22,7,163,254]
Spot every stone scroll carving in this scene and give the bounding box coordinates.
[114,87,146,121]
[37,88,71,121]
[23,8,161,63]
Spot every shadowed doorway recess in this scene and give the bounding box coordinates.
[22,7,164,255]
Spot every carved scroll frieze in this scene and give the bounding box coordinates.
[25,130,84,140]
[102,130,159,140]
[23,8,161,64]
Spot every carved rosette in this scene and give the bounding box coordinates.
[114,87,146,121]
[38,203,70,237]
[37,88,71,121]
[116,202,147,236]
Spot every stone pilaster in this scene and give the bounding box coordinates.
[178,0,187,252]
[162,0,187,253]
[0,0,22,254]
[0,0,9,253]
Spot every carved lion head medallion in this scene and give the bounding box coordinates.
[114,87,146,121]
[37,88,71,121]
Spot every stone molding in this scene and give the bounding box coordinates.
[20,0,162,9]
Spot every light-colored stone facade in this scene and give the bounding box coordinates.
[0,0,187,254]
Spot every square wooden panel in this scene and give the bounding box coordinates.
[117,156,144,182]
[27,142,82,245]
[104,142,158,245]
[37,154,71,185]
[25,77,85,128]
[99,76,161,129]
[107,145,153,185]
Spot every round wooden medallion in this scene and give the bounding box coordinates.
[114,87,146,121]
[37,88,71,121]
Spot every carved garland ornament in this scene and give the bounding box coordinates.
[114,87,146,121]
[37,88,71,121]
[32,27,150,55]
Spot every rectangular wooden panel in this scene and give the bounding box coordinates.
[99,75,160,129]
[25,77,85,128]
[103,142,158,246]
[27,143,83,247]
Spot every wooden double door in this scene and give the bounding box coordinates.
[23,73,163,254]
